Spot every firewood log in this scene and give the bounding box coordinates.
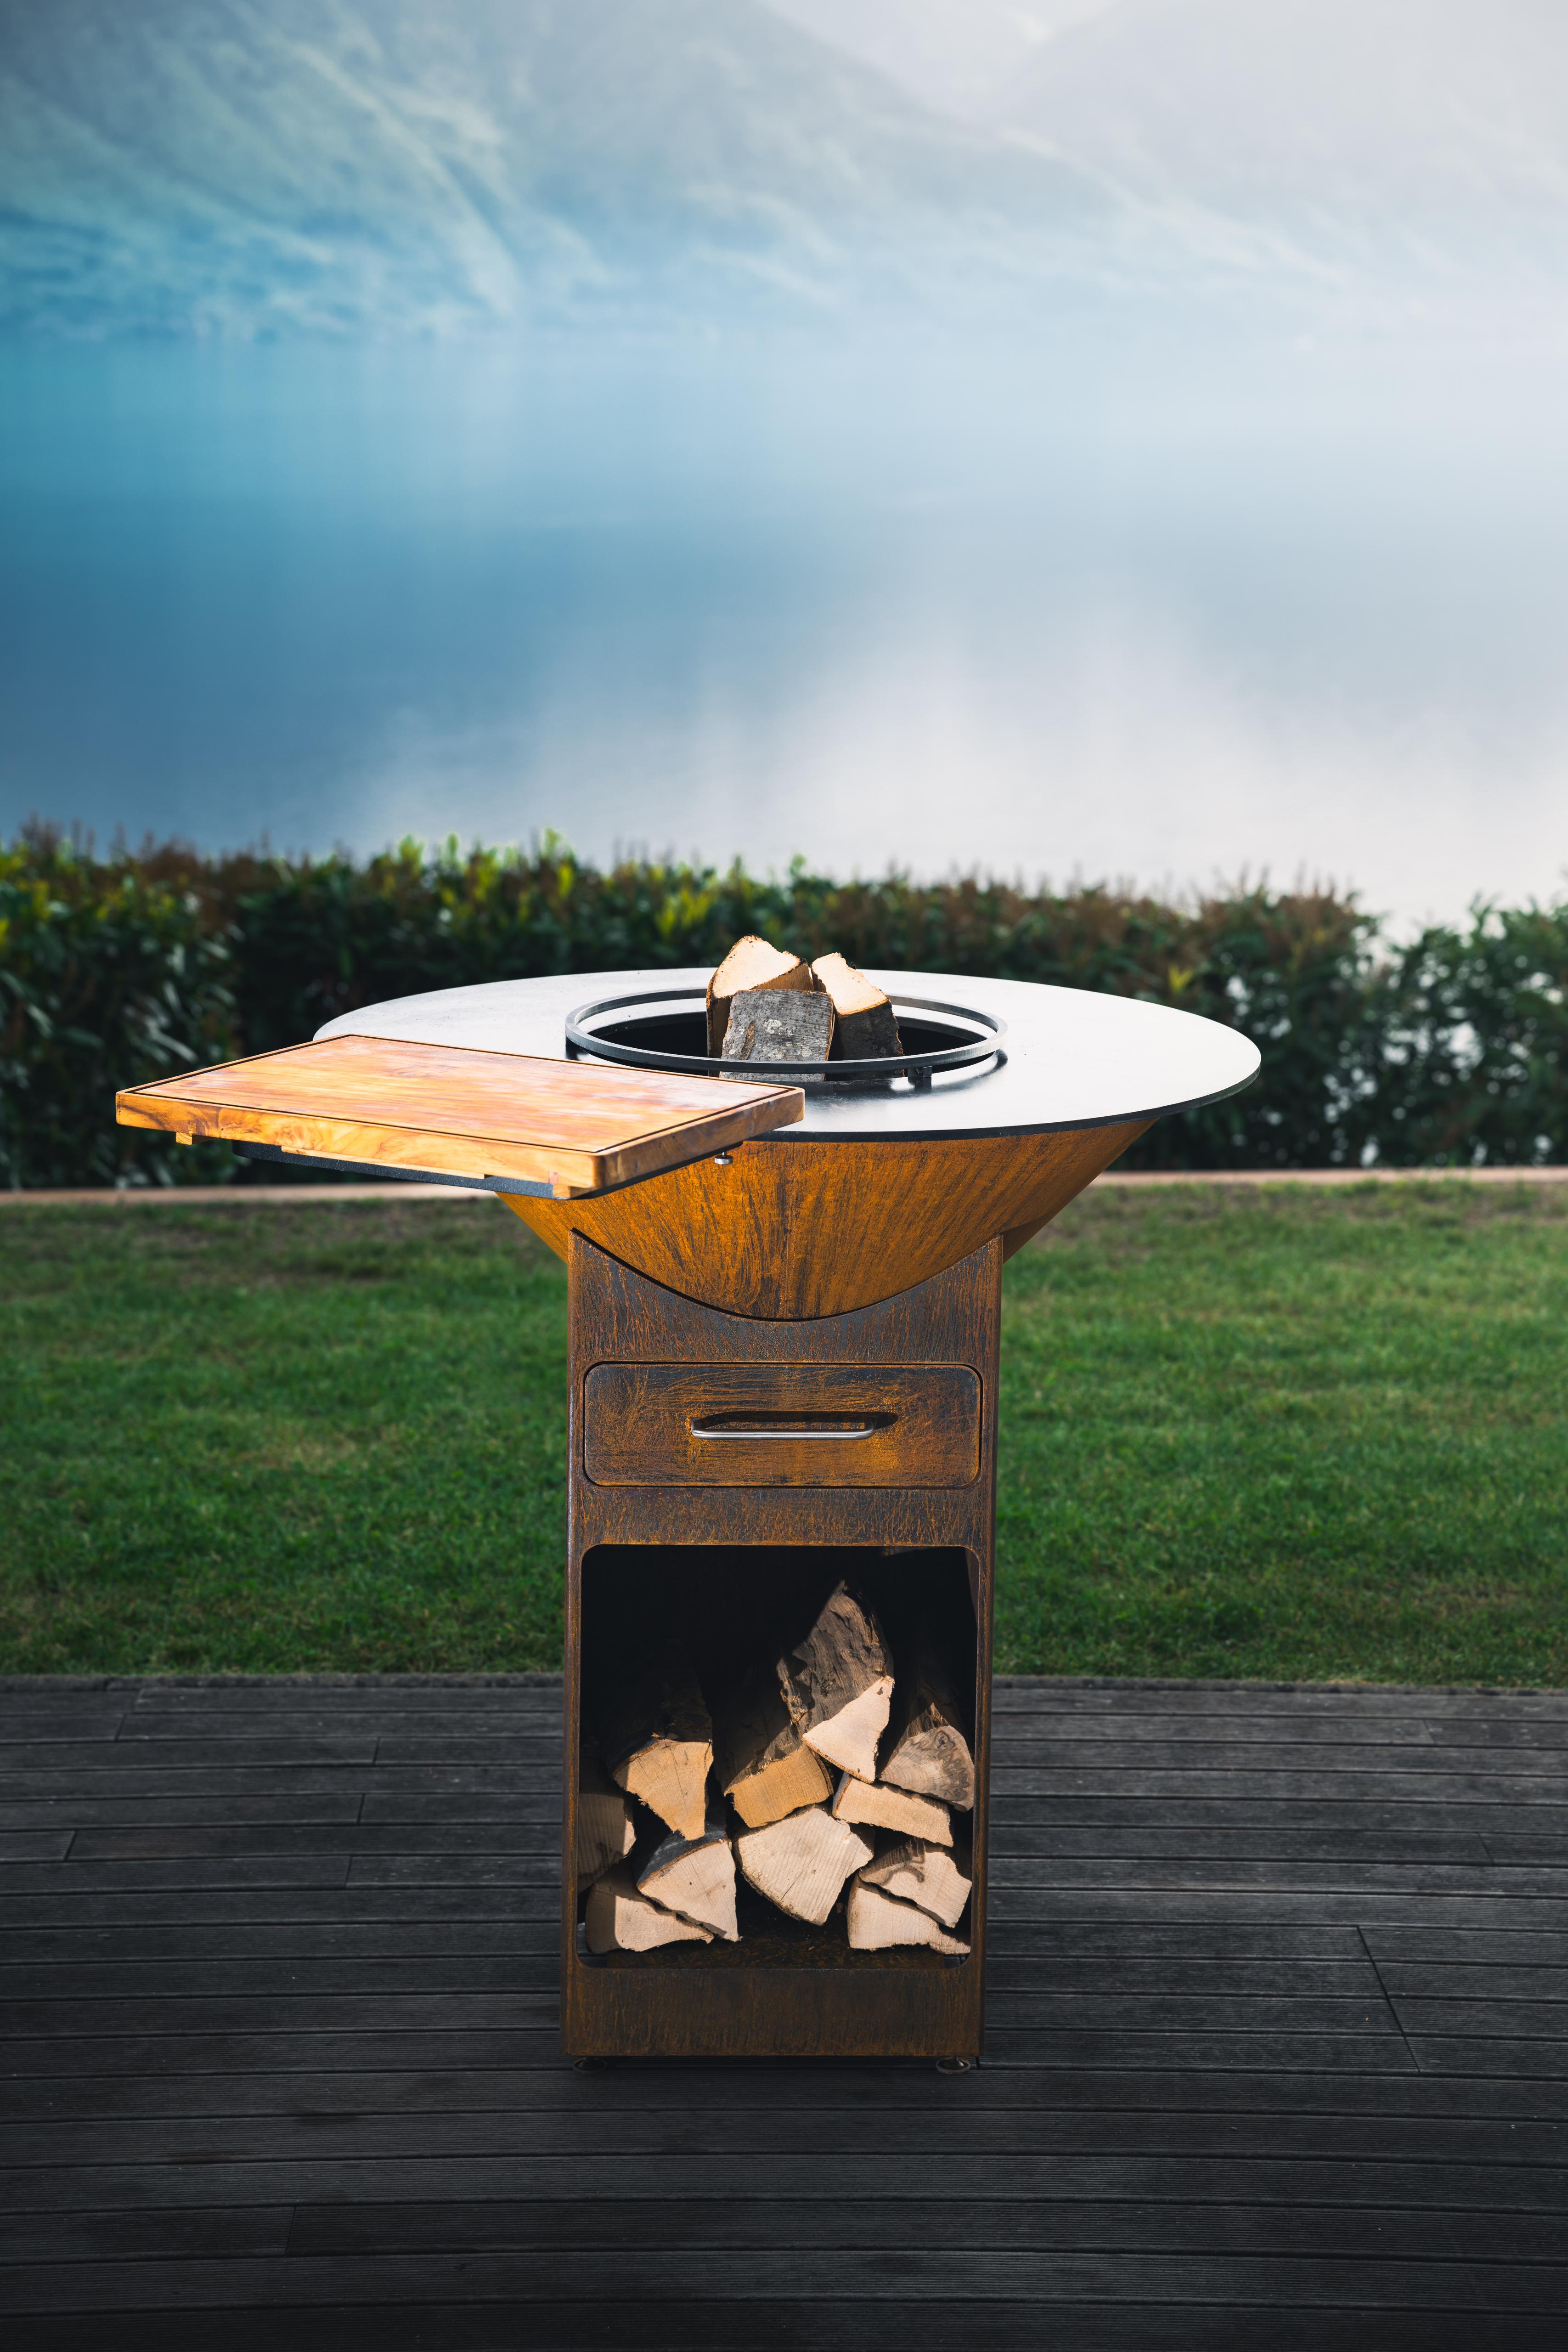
[707,935,813,1055]
[846,1873,970,1955]
[735,1804,873,1925]
[585,1865,714,1953]
[880,1626,976,1809]
[777,1581,894,1782]
[598,1640,713,1843]
[829,1773,951,1846]
[811,952,902,1060]
[722,988,834,1065]
[635,1813,739,1942]
[857,1834,972,1931]
[575,1741,637,1892]
[716,1665,835,1829]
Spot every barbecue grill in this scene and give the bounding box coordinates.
[118,965,1258,2063]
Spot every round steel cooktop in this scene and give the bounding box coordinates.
[316,968,1259,1142]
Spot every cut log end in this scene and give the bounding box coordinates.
[801,1677,895,1781]
[576,1742,637,1892]
[600,1641,714,1843]
[880,1724,976,1810]
[636,1815,739,1942]
[718,1667,835,1829]
[727,1740,835,1829]
[880,1625,976,1809]
[858,1835,972,1931]
[811,952,903,1060]
[611,1739,712,1845]
[830,1773,951,1846]
[707,936,813,1054]
[585,1866,715,1953]
[735,1804,874,1926]
[847,1875,970,1955]
[779,1581,894,1784]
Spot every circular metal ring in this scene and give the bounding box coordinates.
[564,989,1007,1087]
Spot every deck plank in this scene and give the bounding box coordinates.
[12,2304,1566,2352]
[7,2127,1566,2205]
[2,2069,1563,2142]
[2,1672,1566,2336]
[5,2246,1568,2314]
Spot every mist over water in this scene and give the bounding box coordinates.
[3,335,1566,927]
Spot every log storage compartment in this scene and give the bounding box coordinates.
[577,1545,979,1970]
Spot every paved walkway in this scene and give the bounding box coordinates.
[2,1674,1564,2346]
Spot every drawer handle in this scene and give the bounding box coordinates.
[690,1413,892,1442]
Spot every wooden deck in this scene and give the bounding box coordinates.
[2,1673,1565,2347]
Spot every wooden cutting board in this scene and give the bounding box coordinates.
[116,1034,804,1198]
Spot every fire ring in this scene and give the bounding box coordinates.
[564,988,1007,1089]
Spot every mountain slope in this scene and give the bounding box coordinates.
[761,0,1114,118]
[0,0,1112,334]
[8,0,1560,339]
[990,0,1568,288]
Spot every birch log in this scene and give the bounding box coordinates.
[706,936,813,1055]
[857,1835,972,1931]
[599,1641,713,1843]
[722,988,834,1065]
[777,1582,894,1783]
[576,1741,637,1892]
[636,1814,739,1941]
[847,1874,970,1955]
[811,952,902,1060]
[829,1772,951,1845]
[735,1805,874,1925]
[880,1627,976,1809]
[716,1666,835,1829]
[584,1866,714,1953]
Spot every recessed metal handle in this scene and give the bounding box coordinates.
[689,1414,890,1442]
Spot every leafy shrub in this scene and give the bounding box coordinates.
[0,836,237,1189]
[2,828,1563,1185]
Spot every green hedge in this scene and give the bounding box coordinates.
[3,829,1565,1187]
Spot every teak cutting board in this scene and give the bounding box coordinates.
[115,1034,805,1198]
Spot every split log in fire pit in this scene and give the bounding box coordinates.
[709,935,906,1069]
[705,936,813,1055]
[722,988,835,1065]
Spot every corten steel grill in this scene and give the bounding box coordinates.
[118,967,1258,2064]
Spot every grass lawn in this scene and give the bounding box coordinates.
[2,1184,1564,1684]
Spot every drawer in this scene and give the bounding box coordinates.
[581,1363,981,1489]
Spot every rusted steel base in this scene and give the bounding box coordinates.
[563,1950,984,2064]
[562,1233,1000,2061]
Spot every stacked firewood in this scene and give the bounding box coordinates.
[708,938,903,1066]
[578,1582,975,1954]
